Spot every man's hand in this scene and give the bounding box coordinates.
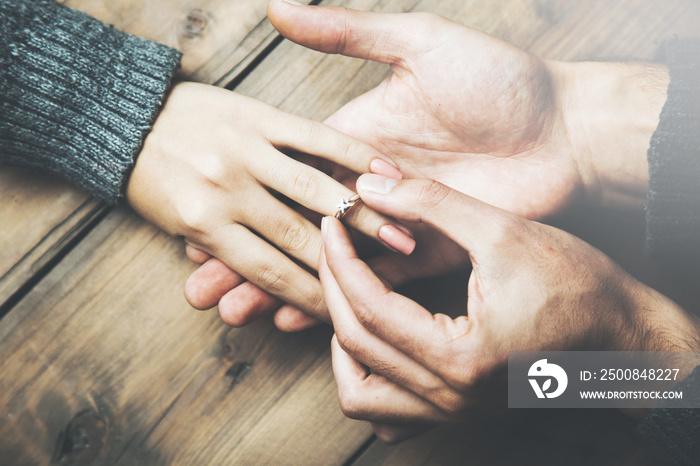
[319,175,700,442]
[269,1,669,215]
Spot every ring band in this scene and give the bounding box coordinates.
[335,194,361,220]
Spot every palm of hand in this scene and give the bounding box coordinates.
[327,29,582,220]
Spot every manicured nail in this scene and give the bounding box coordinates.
[379,241,402,254]
[357,174,398,195]
[370,159,403,180]
[283,0,303,5]
[379,225,416,255]
[321,216,329,243]
[393,224,414,240]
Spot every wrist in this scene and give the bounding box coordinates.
[551,60,669,211]
[629,283,700,375]
[125,82,189,238]
[619,283,700,418]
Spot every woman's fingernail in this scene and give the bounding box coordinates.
[357,174,398,195]
[379,241,401,254]
[370,159,403,180]
[283,0,303,5]
[393,224,414,240]
[379,225,416,255]
[321,217,329,243]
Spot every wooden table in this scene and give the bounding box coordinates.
[2,0,699,464]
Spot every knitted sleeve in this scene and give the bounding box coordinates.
[0,0,181,204]
[645,38,700,271]
[640,37,700,465]
[637,365,700,466]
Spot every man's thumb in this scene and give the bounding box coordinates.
[356,175,517,254]
[267,0,427,65]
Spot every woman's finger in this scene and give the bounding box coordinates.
[269,112,404,177]
[237,190,323,270]
[206,223,328,321]
[250,147,415,255]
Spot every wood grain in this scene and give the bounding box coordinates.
[0,169,97,308]
[62,0,299,84]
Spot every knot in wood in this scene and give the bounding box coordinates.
[181,9,209,38]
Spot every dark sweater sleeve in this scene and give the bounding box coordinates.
[645,38,700,271]
[0,0,181,203]
[637,365,700,466]
[640,37,700,466]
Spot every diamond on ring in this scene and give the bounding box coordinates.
[335,194,361,220]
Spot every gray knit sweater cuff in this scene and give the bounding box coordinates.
[645,38,700,271]
[0,0,181,203]
[636,364,700,466]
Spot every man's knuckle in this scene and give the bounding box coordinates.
[338,386,366,419]
[433,389,468,414]
[490,213,521,245]
[353,299,379,329]
[374,427,401,445]
[335,326,361,356]
[416,179,450,209]
[442,358,484,392]
[407,12,447,38]
[443,371,470,393]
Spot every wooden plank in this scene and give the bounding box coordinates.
[63,0,292,84]
[0,169,94,304]
[0,0,295,310]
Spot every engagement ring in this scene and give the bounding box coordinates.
[335,194,361,220]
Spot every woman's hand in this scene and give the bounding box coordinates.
[320,175,700,442]
[126,82,414,321]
